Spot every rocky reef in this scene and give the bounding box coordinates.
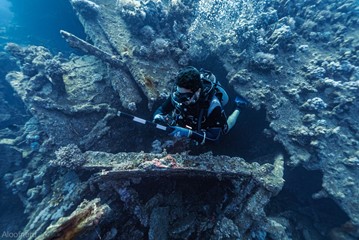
[13,151,285,240]
[1,0,359,239]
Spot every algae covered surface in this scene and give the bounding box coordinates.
[0,0,358,239]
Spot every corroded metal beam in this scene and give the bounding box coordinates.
[60,30,124,68]
[86,167,250,181]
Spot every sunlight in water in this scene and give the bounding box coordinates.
[0,0,13,25]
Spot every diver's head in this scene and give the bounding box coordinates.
[171,67,202,106]
[175,66,202,92]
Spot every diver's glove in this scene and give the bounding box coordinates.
[169,126,192,138]
[235,96,249,110]
[153,114,168,125]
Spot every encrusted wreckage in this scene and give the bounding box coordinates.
[1,0,359,239]
[35,198,110,240]
[20,150,286,240]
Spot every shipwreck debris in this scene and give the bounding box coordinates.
[35,198,110,240]
[60,30,124,68]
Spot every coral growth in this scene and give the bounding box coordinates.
[2,0,359,239]
[50,144,86,170]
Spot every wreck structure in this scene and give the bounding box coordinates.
[1,0,358,239]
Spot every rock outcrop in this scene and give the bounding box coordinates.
[2,0,359,239]
[18,151,287,240]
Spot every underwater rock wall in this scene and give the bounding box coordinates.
[66,0,359,230]
[218,0,359,227]
[4,43,151,153]
[1,0,359,239]
[17,151,287,240]
[70,0,182,109]
[68,0,359,236]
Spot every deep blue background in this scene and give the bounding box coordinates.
[1,0,85,54]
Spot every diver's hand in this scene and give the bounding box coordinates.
[169,126,192,138]
[153,114,167,124]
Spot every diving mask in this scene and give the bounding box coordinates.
[172,87,201,106]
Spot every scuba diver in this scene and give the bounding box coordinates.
[153,66,249,144]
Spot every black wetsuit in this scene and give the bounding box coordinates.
[154,95,228,143]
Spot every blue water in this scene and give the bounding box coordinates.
[0,0,85,54]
